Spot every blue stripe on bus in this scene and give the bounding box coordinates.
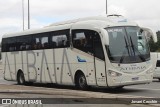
[77,56,86,62]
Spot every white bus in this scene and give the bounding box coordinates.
[1,15,156,89]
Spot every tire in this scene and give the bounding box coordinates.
[17,72,25,85]
[159,79,160,81]
[76,73,88,90]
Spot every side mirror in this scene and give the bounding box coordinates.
[141,27,157,43]
[100,29,109,45]
[152,32,157,43]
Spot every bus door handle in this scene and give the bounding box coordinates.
[101,73,105,77]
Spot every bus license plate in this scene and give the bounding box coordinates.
[132,77,139,81]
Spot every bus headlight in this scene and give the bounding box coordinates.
[108,70,122,77]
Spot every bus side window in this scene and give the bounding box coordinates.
[17,37,26,51]
[17,36,32,51]
[73,32,86,50]
[2,38,7,52]
[50,29,70,49]
[52,36,58,48]
[72,30,94,55]
[93,33,105,61]
[8,38,16,52]
[36,42,42,49]
[32,32,50,50]
[51,35,67,48]
[36,38,42,49]
[41,37,49,49]
[20,43,26,50]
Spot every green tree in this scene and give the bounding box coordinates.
[149,31,160,52]
[149,38,158,52]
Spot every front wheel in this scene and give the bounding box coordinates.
[76,74,88,90]
[17,72,25,85]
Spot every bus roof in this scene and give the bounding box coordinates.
[2,15,138,38]
[46,15,136,27]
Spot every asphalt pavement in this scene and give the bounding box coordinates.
[0,68,160,107]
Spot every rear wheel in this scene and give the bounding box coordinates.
[17,72,25,85]
[76,73,87,90]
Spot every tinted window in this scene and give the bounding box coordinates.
[2,37,17,52]
[2,29,70,52]
[93,33,105,60]
[2,36,32,52]
[2,38,7,52]
[73,29,105,60]
[72,30,94,55]
[32,32,50,50]
[51,30,70,48]
[156,60,160,67]
[16,36,32,51]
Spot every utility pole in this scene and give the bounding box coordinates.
[106,0,107,14]
[22,0,24,30]
[28,0,30,29]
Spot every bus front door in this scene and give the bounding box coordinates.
[93,34,107,86]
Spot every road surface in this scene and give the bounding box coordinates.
[0,68,159,107]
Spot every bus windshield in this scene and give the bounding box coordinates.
[106,26,150,63]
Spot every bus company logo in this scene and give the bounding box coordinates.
[77,56,86,62]
[2,99,11,104]
[120,66,146,71]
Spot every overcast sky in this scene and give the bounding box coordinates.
[0,0,160,41]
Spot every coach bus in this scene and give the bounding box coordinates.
[1,15,157,89]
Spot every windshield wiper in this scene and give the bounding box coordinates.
[129,36,146,62]
[118,36,130,64]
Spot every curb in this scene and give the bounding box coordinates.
[0,89,158,107]
[0,84,146,98]
[0,84,159,107]
[0,88,148,98]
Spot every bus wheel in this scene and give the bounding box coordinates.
[17,72,25,85]
[76,74,87,90]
